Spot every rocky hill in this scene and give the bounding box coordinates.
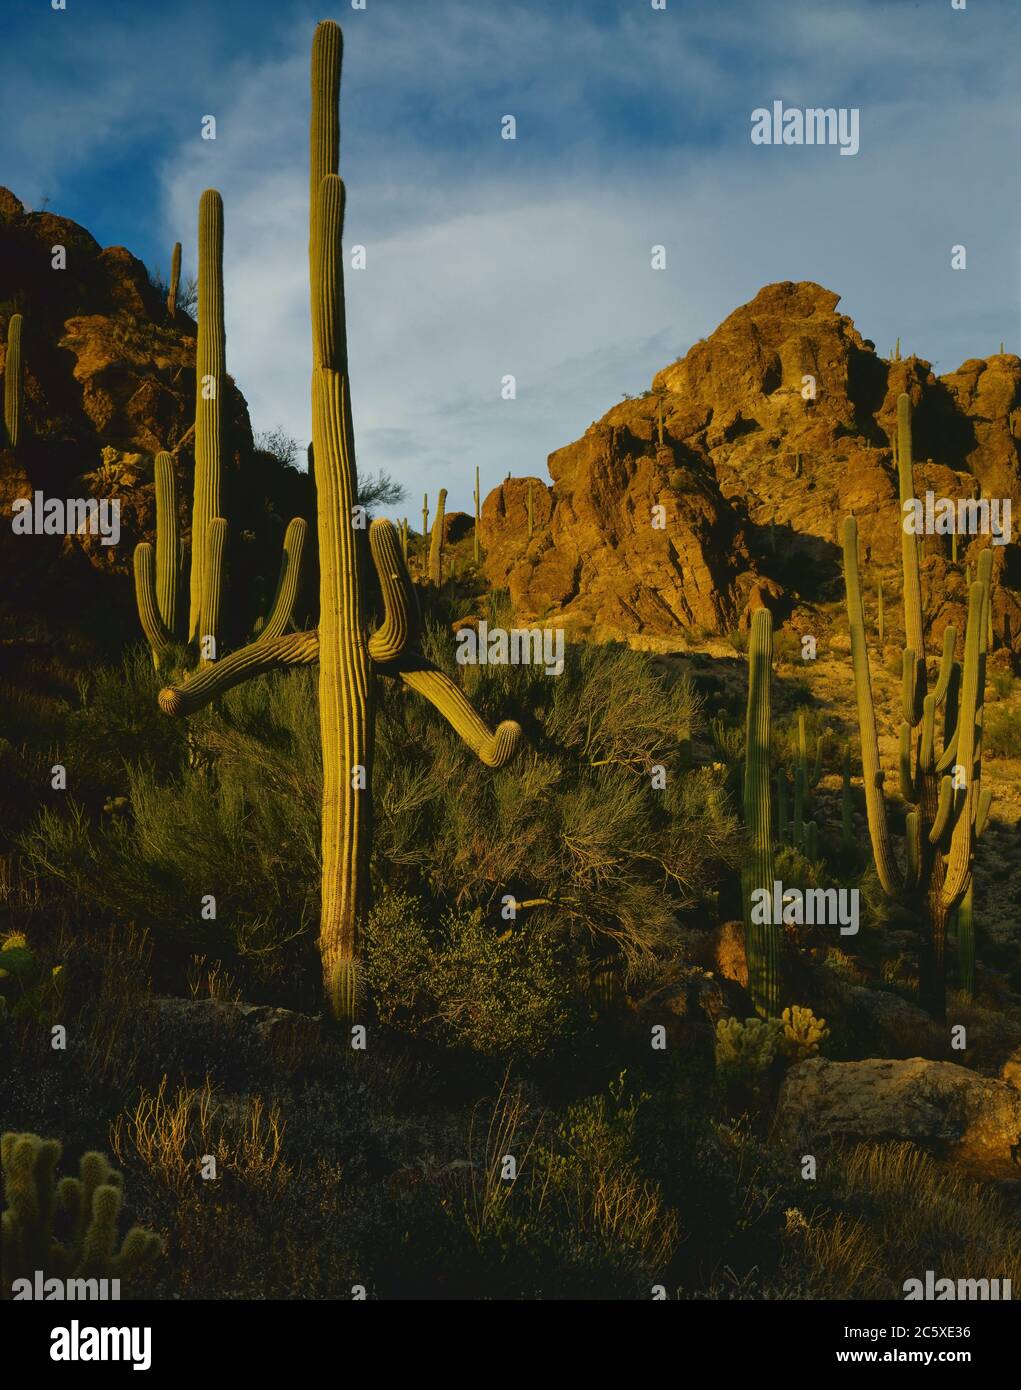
[484,281,1021,657]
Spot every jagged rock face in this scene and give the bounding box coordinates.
[484,280,1021,646]
[0,188,311,642]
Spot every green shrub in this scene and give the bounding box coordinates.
[364,893,573,1060]
[984,704,1021,758]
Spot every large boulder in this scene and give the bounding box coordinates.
[776,1056,1021,1180]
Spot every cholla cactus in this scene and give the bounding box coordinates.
[714,1016,784,1082]
[780,1004,829,1061]
[1,1133,162,1293]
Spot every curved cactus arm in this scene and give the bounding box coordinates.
[134,544,175,667]
[928,775,954,844]
[941,581,985,909]
[974,786,993,838]
[386,655,522,768]
[932,626,957,706]
[842,517,902,896]
[158,630,320,715]
[257,516,307,643]
[367,517,420,662]
[198,516,227,667]
[935,724,959,774]
[918,693,937,775]
[901,649,924,726]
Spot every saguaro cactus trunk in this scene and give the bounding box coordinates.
[429,486,446,585]
[167,242,181,318]
[743,608,779,1017]
[189,190,226,648]
[4,313,23,448]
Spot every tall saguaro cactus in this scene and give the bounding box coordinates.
[743,608,779,1017]
[4,313,23,448]
[167,242,181,318]
[135,195,306,670]
[429,486,447,586]
[842,393,993,1020]
[157,20,523,1020]
[189,190,226,649]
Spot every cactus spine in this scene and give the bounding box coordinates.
[743,608,779,1017]
[842,394,993,1019]
[1,1133,162,1292]
[429,486,446,585]
[4,313,23,448]
[157,21,522,1021]
[167,241,181,318]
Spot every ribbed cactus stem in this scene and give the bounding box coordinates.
[429,487,446,585]
[199,517,227,666]
[189,189,226,642]
[167,242,181,317]
[134,545,173,668]
[743,608,779,1017]
[473,465,481,563]
[154,451,179,635]
[312,171,373,1017]
[843,517,902,895]
[4,313,23,448]
[421,493,429,577]
[897,394,925,694]
[877,575,884,643]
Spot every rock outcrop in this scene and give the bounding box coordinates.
[776,1055,1021,1180]
[484,281,1021,647]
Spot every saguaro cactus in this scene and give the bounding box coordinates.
[4,313,23,448]
[842,394,993,1020]
[157,21,522,1021]
[743,608,779,1017]
[1,1132,162,1292]
[167,241,181,318]
[135,194,307,670]
[189,189,226,648]
[421,493,429,577]
[473,465,481,564]
[429,486,446,585]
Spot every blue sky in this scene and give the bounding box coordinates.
[2,0,1019,516]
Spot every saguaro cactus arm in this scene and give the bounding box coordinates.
[159,630,320,715]
[257,516,308,642]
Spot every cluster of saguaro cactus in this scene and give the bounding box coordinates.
[134,193,307,670]
[167,241,181,318]
[3,313,23,448]
[1,1133,162,1292]
[743,608,780,1017]
[157,21,522,1020]
[843,393,993,1019]
[429,486,447,585]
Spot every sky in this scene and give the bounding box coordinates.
[1,0,1019,517]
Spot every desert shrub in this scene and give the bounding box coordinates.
[23,616,739,996]
[364,894,575,1060]
[984,703,1021,758]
